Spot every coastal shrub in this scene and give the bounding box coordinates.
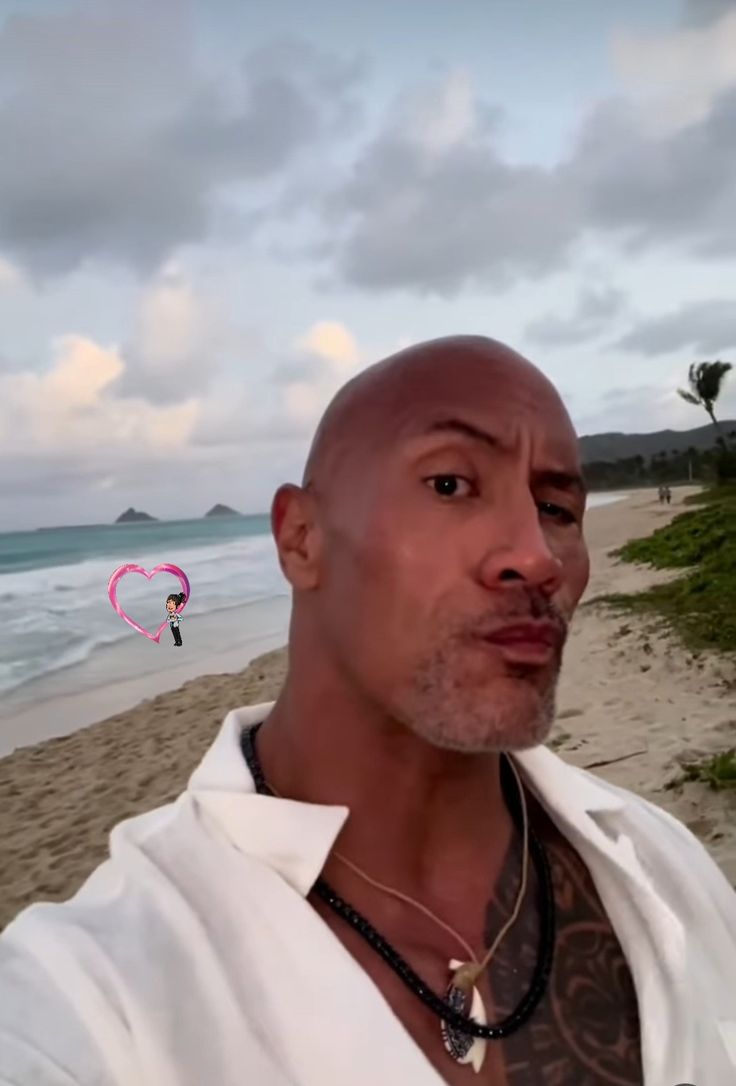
[615,500,736,568]
[666,750,736,791]
[604,488,736,653]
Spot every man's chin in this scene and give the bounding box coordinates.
[403,678,557,755]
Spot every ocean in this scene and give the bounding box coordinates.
[0,492,626,718]
[0,514,285,704]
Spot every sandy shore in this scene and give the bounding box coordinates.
[1,489,734,930]
[0,595,292,757]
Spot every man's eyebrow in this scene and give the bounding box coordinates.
[416,417,587,496]
[532,468,588,497]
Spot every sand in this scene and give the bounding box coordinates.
[1,489,734,931]
[0,595,292,757]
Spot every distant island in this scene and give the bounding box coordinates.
[204,503,241,517]
[115,507,158,523]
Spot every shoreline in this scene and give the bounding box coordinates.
[2,487,734,930]
[0,595,291,757]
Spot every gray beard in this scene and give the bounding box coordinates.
[393,655,560,754]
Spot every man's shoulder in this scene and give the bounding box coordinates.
[0,794,195,1082]
[531,744,735,917]
[522,744,733,878]
[2,792,189,948]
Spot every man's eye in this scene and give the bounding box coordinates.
[425,475,475,498]
[539,501,576,524]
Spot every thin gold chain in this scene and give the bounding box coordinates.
[267,756,529,984]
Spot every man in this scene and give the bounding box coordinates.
[1,335,734,1085]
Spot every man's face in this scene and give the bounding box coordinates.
[314,355,589,753]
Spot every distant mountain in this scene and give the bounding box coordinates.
[204,503,241,517]
[578,420,736,464]
[115,507,157,523]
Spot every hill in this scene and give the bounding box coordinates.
[204,503,241,517]
[578,421,736,464]
[115,507,157,524]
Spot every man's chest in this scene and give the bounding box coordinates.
[310,813,643,1085]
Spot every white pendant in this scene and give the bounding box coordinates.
[440,958,488,1074]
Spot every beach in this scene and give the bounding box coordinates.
[1,488,734,930]
[0,596,291,756]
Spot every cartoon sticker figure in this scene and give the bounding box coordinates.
[165,592,187,646]
[108,563,190,642]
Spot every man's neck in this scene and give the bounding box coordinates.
[255,674,516,918]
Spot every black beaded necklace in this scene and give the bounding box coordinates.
[240,722,555,1042]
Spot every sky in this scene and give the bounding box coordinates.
[1,0,736,530]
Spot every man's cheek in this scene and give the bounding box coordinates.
[563,543,590,597]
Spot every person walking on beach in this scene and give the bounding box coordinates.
[165,591,186,646]
[664,485,672,505]
[1,335,735,1085]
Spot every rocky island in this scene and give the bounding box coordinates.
[115,507,158,523]
[204,503,241,517]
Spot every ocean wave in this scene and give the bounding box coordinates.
[0,631,123,698]
[0,591,290,699]
[0,523,286,693]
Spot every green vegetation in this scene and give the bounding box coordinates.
[677,359,733,430]
[602,487,736,653]
[683,482,736,506]
[586,360,734,490]
[665,750,736,792]
[583,434,736,491]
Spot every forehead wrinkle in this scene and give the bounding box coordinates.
[301,334,576,491]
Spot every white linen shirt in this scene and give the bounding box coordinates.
[1,701,735,1086]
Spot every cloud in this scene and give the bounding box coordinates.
[317,71,578,297]
[280,320,363,425]
[186,319,366,450]
[295,320,360,370]
[0,256,24,289]
[117,264,235,403]
[615,299,736,356]
[0,3,364,278]
[682,0,736,27]
[525,287,626,346]
[0,335,200,462]
[0,313,366,512]
[576,369,736,436]
[611,7,736,132]
[314,16,736,296]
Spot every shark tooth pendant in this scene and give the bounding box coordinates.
[440,959,488,1074]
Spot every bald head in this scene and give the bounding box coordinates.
[273,332,588,754]
[301,335,572,495]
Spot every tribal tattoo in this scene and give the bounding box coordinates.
[484,798,644,1085]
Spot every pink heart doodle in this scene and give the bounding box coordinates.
[107,563,191,643]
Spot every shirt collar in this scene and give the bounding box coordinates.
[511,743,627,815]
[188,701,627,897]
[188,703,349,897]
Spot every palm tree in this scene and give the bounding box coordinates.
[678,360,733,431]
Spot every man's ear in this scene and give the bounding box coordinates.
[271,484,322,589]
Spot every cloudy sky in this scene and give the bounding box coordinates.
[1,0,736,530]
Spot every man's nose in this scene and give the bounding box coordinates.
[476,506,564,597]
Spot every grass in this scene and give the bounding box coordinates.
[601,486,736,653]
[665,749,736,792]
[682,482,736,507]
